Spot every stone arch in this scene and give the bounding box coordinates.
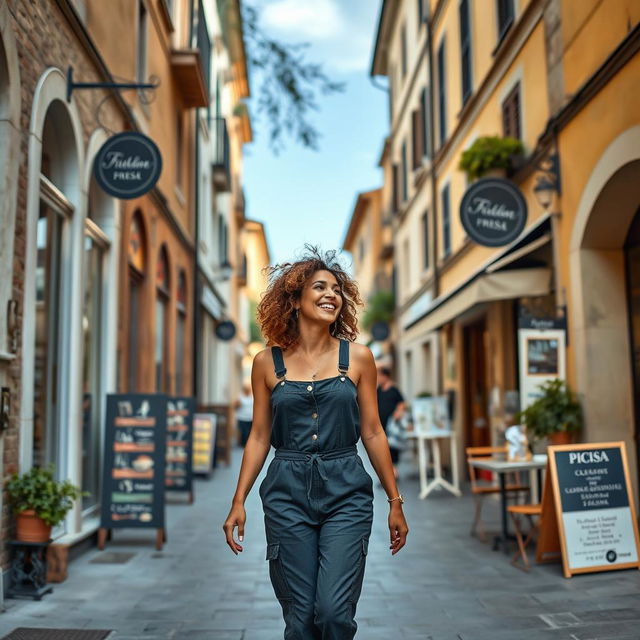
[20,68,85,474]
[568,126,640,494]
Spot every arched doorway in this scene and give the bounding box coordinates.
[570,132,640,494]
[127,210,147,392]
[155,245,171,393]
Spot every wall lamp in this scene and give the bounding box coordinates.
[533,153,561,210]
[213,258,233,282]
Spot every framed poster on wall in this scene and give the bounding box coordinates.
[518,317,566,410]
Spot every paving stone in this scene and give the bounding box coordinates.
[1,444,640,638]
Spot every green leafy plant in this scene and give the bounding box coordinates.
[458,136,524,181]
[6,465,86,527]
[361,290,395,332]
[517,379,583,441]
[416,391,433,398]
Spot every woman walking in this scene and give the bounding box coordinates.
[222,247,409,639]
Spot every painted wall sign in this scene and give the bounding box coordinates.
[165,397,195,501]
[542,442,640,578]
[459,177,528,247]
[94,132,162,199]
[371,321,390,341]
[99,393,167,548]
[215,320,236,341]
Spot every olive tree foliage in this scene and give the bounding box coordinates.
[241,2,346,153]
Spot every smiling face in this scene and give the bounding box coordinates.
[297,269,343,325]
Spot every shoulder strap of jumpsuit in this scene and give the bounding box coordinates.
[271,346,286,379]
[338,339,349,374]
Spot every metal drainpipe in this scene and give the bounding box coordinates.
[193,113,201,401]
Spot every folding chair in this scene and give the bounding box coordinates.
[466,445,530,542]
[507,503,542,571]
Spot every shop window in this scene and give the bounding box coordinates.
[32,200,64,469]
[502,81,521,140]
[459,0,473,104]
[156,246,171,392]
[176,270,187,394]
[127,211,146,391]
[437,38,447,147]
[81,209,109,514]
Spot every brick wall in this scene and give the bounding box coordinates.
[1,0,125,570]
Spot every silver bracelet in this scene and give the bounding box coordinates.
[387,494,404,504]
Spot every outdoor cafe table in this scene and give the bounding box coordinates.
[468,454,548,552]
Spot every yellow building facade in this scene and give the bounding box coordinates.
[372,0,640,490]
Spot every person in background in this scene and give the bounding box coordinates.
[235,380,254,447]
[376,366,406,479]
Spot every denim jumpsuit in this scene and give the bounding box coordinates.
[259,339,374,639]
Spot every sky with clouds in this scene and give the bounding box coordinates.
[242,0,387,270]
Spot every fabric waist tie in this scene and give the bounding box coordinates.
[274,446,358,501]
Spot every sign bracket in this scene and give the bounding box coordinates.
[66,66,160,102]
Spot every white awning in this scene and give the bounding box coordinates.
[405,268,552,334]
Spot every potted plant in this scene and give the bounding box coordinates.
[6,465,85,542]
[458,135,524,181]
[517,378,583,446]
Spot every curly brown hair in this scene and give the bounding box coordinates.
[256,245,363,349]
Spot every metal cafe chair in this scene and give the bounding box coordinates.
[507,503,542,571]
[466,445,530,542]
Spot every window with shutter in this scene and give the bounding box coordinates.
[459,0,472,104]
[421,87,431,159]
[441,185,451,257]
[401,141,408,202]
[401,24,408,78]
[437,39,447,147]
[412,109,422,169]
[392,163,400,213]
[422,211,430,270]
[497,0,515,41]
[501,82,521,140]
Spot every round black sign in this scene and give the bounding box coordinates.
[459,177,528,247]
[215,320,236,341]
[94,132,162,199]
[371,321,390,341]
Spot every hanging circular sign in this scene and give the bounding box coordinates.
[94,132,162,199]
[459,177,528,247]
[371,321,390,341]
[215,320,236,341]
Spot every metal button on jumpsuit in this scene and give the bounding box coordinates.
[259,339,374,639]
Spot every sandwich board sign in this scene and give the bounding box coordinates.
[537,442,640,578]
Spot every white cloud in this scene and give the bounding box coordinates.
[262,0,345,40]
[259,0,375,74]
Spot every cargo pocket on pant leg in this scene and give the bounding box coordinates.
[266,542,292,602]
[348,537,368,604]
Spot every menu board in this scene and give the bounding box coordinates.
[192,413,217,475]
[548,442,640,577]
[165,397,195,494]
[100,393,167,529]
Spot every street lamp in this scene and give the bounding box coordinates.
[533,153,561,210]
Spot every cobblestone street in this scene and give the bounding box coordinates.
[2,445,640,639]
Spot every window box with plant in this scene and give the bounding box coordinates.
[458,135,524,181]
[517,378,583,446]
[6,465,86,543]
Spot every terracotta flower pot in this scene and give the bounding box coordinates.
[549,431,573,446]
[15,509,52,543]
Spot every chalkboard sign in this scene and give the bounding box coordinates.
[547,442,640,578]
[99,393,168,550]
[165,397,195,501]
[193,413,217,476]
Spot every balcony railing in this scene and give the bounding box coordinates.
[212,117,231,192]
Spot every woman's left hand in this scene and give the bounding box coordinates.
[388,506,408,555]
